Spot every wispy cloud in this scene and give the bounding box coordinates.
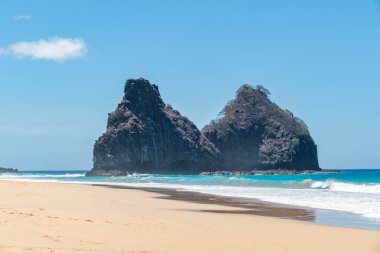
[13,14,32,21]
[1,37,87,62]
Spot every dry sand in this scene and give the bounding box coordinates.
[0,180,379,253]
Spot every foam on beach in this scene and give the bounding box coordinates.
[2,170,380,220]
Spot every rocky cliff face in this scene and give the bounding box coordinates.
[87,79,319,176]
[202,84,320,171]
[88,78,219,176]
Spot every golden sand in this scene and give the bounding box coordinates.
[0,180,379,253]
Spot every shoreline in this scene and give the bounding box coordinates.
[3,174,380,231]
[95,184,316,221]
[95,183,380,231]
[0,180,379,253]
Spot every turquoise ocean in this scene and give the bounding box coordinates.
[1,169,380,230]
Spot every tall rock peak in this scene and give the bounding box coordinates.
[89,78,218,176]
[122,78,164,111]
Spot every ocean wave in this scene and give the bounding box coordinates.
[308,180,380,194]
[309,180,332,189]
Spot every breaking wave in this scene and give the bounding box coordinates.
[308,180,380,194]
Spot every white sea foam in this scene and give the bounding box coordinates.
[310,180,380,194]
[168,184,380,219]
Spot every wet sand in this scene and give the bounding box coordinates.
[99,184,316,221]
[104,185,380,230]
[0,180,379,253]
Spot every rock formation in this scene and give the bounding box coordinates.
[87,78,219,176]
[87,78,320,176]
[202,84,320,171]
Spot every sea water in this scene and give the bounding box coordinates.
[1,169,380,230]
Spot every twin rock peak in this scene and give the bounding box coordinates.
[87,78,319,176]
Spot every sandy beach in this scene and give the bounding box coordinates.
[0,180,379,253]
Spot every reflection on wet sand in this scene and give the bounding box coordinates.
[97,184,315,222]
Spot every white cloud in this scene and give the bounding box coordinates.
[13,14,32,20]
[5,37,87,62]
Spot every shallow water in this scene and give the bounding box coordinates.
[2,169,380,230]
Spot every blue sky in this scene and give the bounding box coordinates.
[0,0,379,170]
